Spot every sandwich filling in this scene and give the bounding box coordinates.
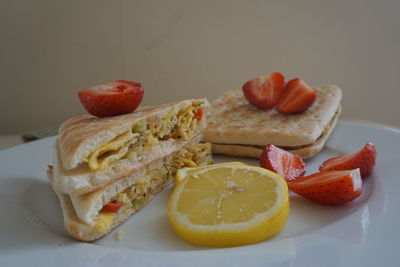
[82,102,204,170]
[92,142,212,233]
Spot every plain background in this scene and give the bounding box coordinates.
[1,0,399,134]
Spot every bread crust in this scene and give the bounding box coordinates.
[203,85,341,146]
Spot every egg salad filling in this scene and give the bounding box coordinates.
[92,142,212,233]
[83,102,204,171]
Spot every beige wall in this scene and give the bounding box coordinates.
[1,0,399,134]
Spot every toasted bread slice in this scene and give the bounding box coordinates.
[211,106,340,158]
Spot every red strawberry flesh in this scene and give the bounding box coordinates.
[319,142,377,178]
[242,72,285,109]
[260,144,305,182]
[288,169,362,205]
[78,80,144,117]
[276,78,316,114]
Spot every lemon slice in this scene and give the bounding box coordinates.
[168,162,289,247]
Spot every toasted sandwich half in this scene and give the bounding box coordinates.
[48,99,212,242]
[53,98,209,195]
[203,85,342,158]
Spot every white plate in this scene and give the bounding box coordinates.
[0,121,398,267]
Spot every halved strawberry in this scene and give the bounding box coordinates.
[242,72,285,109]
[260,144,305,182]
[276,78,316,114]
[319,142,377,178]
[78,80,144,117]
[288,169,362,205]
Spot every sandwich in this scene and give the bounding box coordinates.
[203,85,342,159]
[47,98,212,241]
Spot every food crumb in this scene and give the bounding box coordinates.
[114,229,126,241]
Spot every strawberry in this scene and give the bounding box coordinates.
[242,72,285,109]
[288,169,362,205]
[276,78,316,114]
[260,144,305,182]
[78,80,144,117]
[319,142,377,178]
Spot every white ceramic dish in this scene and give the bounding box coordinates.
[0,121,398,267]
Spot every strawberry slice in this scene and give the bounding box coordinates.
[260,144,305,182]
[78,80,144,117]
[288,169,362,205]
[319,142,377,178]
[242,72,285,109]
[276,78,316,114]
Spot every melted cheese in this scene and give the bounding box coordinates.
[93,211,116,233]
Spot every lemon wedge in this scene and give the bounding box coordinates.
[168,162,289,247]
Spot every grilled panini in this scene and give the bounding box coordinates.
[203,85,342,158]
